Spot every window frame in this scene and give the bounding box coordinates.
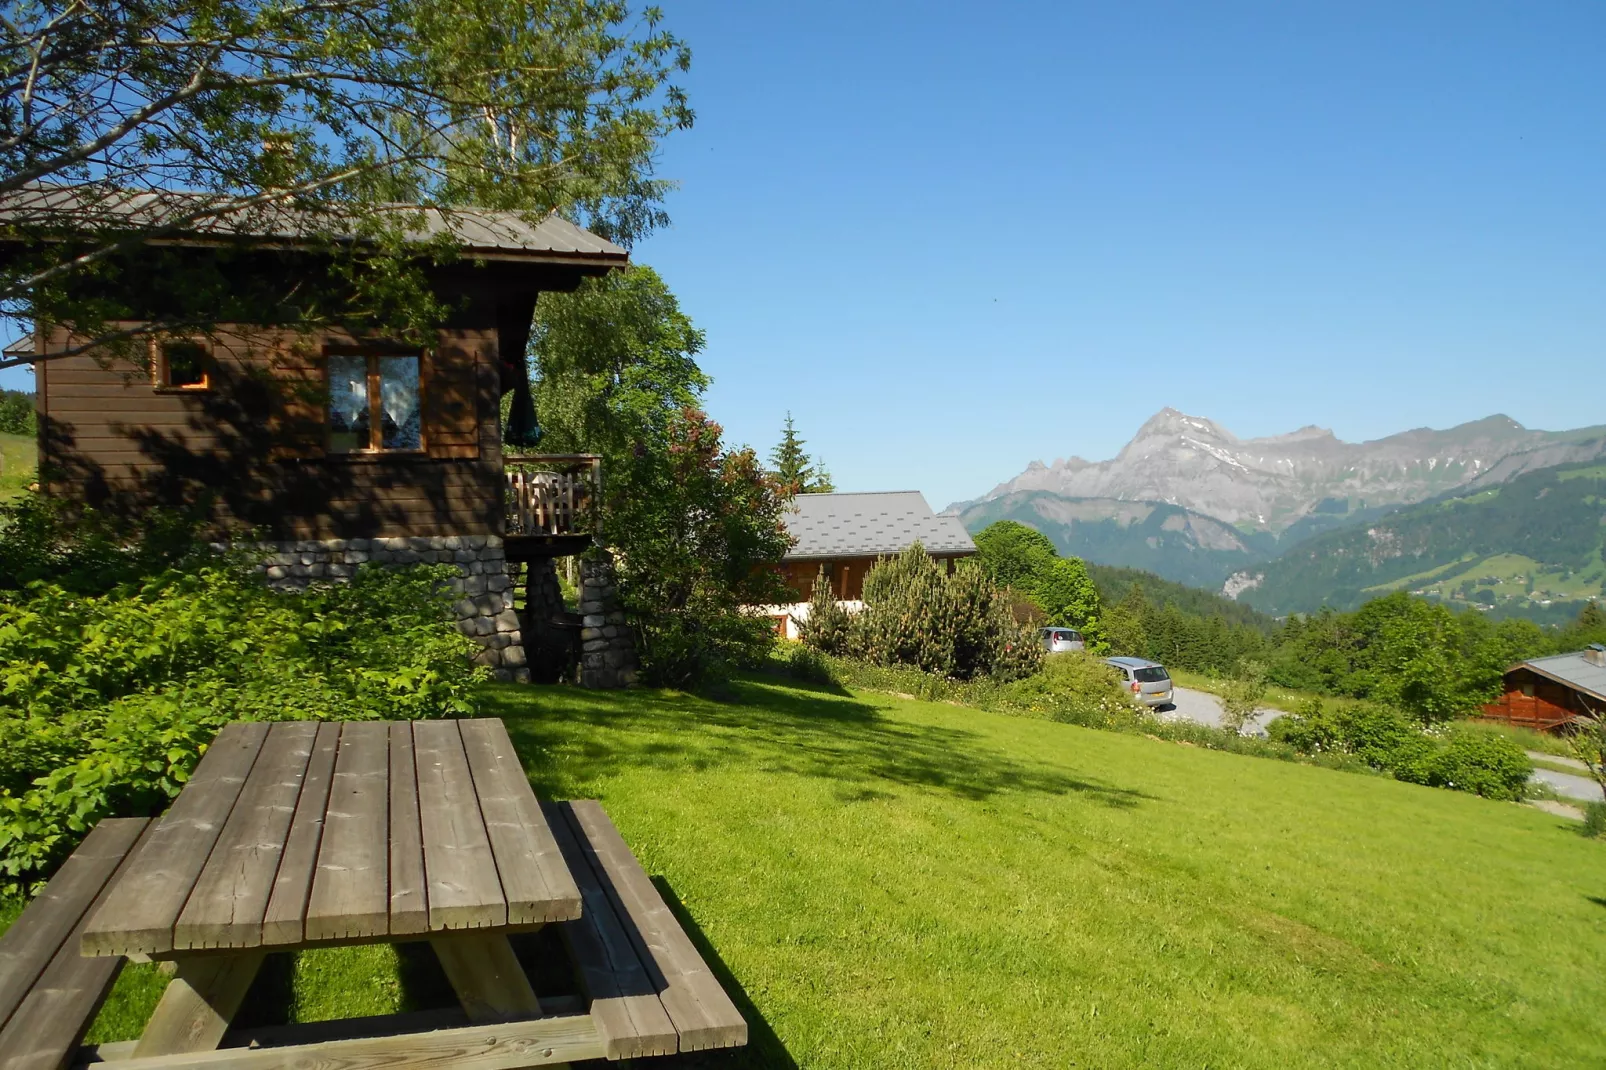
[151,337,213,393]
[323,347,428,456]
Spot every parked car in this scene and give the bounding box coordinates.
[1102,656,1174,709]
[1040,627,1085,653]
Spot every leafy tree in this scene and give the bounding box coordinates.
[972,520,1105,647]
[0,390,33,435]
[608,409,792,687]
[769,413,833,493]
[0,0,693,369]
[525,268,791,687]
[527,266,708,456]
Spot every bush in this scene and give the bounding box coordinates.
[796,565,852,655]
[1582,801,1606,840]
[1219,659,1269,734]
[1428,724,1532,801]
[992,653,1145,730]
[838,544,1041,682]
[1271,701,1532,800]
[0,550,488,889]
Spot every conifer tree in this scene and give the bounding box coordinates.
[769,413,834,493]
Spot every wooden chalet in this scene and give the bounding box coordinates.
[5,186,637,684]
[762,490,976,638]
[1481,645,1606,733]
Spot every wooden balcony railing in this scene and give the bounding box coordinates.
[504,454,602,539]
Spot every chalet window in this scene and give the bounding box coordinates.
[154,340,210,391]
[327,353,422,453]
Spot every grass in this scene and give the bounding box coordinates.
[1466,718,1577,759]
[0,431,35,501]
[8,676,1606,1067]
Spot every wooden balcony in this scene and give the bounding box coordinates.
[503,453,601,561]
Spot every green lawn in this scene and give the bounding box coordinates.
[0,431,35,500]
[11,676,1606,1066]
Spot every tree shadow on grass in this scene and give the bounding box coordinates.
[483,676,1153,811]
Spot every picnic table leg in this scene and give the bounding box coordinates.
[132,951,265,1057]
[430,930,545,1022]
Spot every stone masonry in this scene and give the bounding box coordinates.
[234,535,531,684]
[578,550,638,689]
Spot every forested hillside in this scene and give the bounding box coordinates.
[1237,459,1606,618]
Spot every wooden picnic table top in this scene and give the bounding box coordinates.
[80,718,582,957]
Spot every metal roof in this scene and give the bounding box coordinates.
[1511,649,1606,704]
[781,491,977,560]
[0,183,628,264]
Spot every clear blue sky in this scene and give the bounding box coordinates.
[6,2,1601,510]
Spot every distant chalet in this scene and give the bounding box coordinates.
[762,491,976,638]
[1482,645,1606,733]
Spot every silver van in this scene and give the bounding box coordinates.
[1041,627,1085,653]
[1103,656,1173,709]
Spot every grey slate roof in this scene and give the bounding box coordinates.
[1513,650,1606,703]
[781,491,977,560]
[0,183,628,263]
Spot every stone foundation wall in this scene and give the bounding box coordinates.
[235,535,530,683]
[578,551,638,689]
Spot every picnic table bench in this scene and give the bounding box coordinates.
[0,718,746,1069]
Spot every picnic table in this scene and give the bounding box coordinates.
[0,717,746,1069]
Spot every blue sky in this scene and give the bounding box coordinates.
[6,2,1601,509]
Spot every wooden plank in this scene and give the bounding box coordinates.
[0,819,148,1032]
[81,1013,602,1070]
[304,721,391,941]
[388,722,428,935]
[429,932,542,1023]
[0,818,153,1070]
[458,720,580,925]
[561,801,747,1052]
[130,952,265,1058]
[413,720,506,930]
[173,723,318,949]
[82,724,270,957]
[260,722,340,947]
[541,803,677,1060]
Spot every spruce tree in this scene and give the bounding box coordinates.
[770,413,833,493]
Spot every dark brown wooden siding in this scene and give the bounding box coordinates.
[1480,668,1592,733]
[38,325,504,539]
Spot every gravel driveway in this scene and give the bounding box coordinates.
[1162,686,1284,737]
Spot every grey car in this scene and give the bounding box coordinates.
[1040,627,1085,653]
[1103,656,1174,709]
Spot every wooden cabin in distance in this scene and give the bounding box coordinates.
[1481,645,1606,733]
[760,490,977,639]
[9,188,632,682]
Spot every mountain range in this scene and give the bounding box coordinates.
[949,409,1606,616]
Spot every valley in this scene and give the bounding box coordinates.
[953,410,1606,620]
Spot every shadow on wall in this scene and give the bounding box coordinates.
[491,676,1154,810]
[42,357,500,539]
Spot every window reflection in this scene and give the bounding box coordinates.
[328,354,369,454]
[378,355,421,450]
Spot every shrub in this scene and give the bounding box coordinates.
[0,555,487,888]
[1582,801,1606,840]
[1427,724,1532,801]
[1219,659,1269,734]
[993,652,1144,729]
[1271,700,1532,800]
[796,566,852,655]
[847,545,1041,682]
